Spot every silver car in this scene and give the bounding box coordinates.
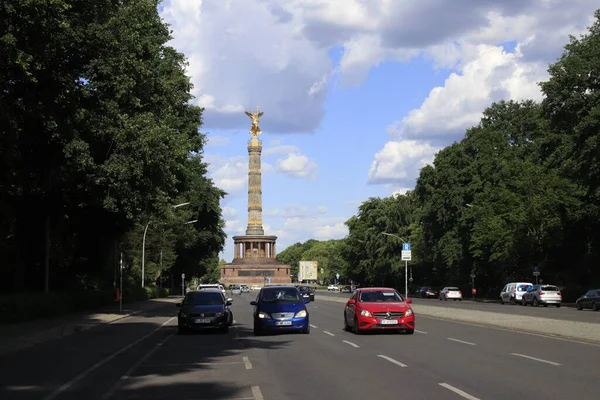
[230,285,242,295]
[522,284,562,307]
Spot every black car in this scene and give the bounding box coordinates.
[176,289,234,333]
[297,285,315,302]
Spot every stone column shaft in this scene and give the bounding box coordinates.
[246,135,264,235]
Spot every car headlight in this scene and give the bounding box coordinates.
[258,311,270,319]
[295,310,307,318]
[180,312,187,318]
[360,310,372,317]
[405,308,413,317]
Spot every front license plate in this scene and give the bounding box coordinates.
[275,321,292,326]
[380,319,398,325]
[194,318,211,323]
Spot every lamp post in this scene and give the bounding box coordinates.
[381,232,409,300]
[141,202,191,288]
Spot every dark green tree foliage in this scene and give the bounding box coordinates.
[0,0,226,296]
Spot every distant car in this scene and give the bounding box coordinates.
[327,284,340,291]
[297,285,315,302]
[197,283,226,295]
[251,286,310,335]
[176,289,233,333]
[343,287,415,334]
[576,289,600,311]
[250,285,261,291]
[240,284,250,293]
[230,285,242,295]
[439,287,462,301]
[418,287,438,298]
[522,284,562,307]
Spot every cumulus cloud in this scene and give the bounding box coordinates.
[206,135,231,147]
[264,204,309,218]
[283,217,348,240]
[368,140,439,184]
[392,188,411,197]
[205,154,273,196]
[317,206,328,214]
[276,153,318,180]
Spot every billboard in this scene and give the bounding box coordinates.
[299,261,318,281]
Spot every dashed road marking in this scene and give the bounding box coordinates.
[310,324,317,328]
[510,353,561,366]
[243,356,253,370]
[323,330,335,336]
[447,337,476,346]
[43,316,175,400]
[377,354,407,367]
[251,385,264,400]
[415,329,428,334]
[342,340,360,348]
[439,383,481,400]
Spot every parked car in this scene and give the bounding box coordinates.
[343,287,415,334]
[439,287,462,301]
[251,286,310,335]
[240,284,250,293]
[176,289,233,333]
[417,287,438,298]
[250,285,261,291]
[297,285,315,301]
[522,284,562,307]
[197,283,226,295]
[327,284,340,291]
[500,282,533,305]
[576,289,600,311]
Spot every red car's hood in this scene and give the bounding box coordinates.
[358,302,410,312]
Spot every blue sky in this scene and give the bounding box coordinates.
[158,0,597,260]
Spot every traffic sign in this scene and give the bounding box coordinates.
[533,271,540,277]
[336,273,340,280]
[401,250,412,261]
[402,243,411,251]
[534,266,539,272]
[181,273,185,279]
[409,277,414,283]
[470,274,476,278]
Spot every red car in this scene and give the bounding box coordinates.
[343,287,415,334]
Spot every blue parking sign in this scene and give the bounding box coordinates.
[402,243,411,251]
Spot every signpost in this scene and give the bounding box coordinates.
[119,252,123,313]
[470,270,476,300]
[299,261,318,281]
[401,243,411,299]
[533,266,540,285]
[181,273,185,295]
[336,273,340,284]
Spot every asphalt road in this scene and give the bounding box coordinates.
[1,292,598,400]
[318,290,600,323]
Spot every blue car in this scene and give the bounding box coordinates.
[250,286,310,335]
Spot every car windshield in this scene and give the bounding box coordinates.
[359,291,403,302]
[183,292,224,306]
[260,288,301,303]
[541,285,559,291]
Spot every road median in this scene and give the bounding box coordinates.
[317,294,600,344]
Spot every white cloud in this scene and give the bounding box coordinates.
[206,154,273,196]
[392,188,411,197]
[276,153,318,180]
[263,144,300,157]
[317,206,328,214]
[221,206,238,218]
[368,140,439,184]
[206,135,231,147]
[264,204,309,218]
[283,217,348,240]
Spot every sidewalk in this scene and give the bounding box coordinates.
[0,296,183,356]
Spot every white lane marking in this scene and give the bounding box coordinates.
[377,354,407,367]
[102,332,175,399]
[415,329,428,334]
[342,340,360,348]
[447,337,476,346]
[510,353,561,366]
[43,317,175,400]
[323,330,335,336]
[243,356,253,370]
[142,362,244,367]
[310,324,317,328]
[251,385,264,400]
[439,383,481,400]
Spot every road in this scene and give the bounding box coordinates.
[1,292,598,400]
[319,290,600,323]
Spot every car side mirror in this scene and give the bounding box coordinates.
[250,301,257,306]
[226,298,233,306]
[175,303,182,307]
[347,299,356,305]
[406,298,413,304]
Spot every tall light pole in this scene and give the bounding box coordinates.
[381,232,409,300]
[142,201,192,288]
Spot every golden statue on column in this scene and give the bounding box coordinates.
[245,105,264,136]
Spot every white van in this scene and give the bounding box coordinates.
[500,282,533,305]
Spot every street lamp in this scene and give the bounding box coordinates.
[142,201,192,288]
[381,232,409,300]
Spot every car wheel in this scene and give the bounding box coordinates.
[228,313,234,326]
[577,302,583,310]
[593,302,598,311]
[302,325,310,334]
[177,325,188,334]
[343,315,351,331]
[253,322,263,336]
[556,304,561,308]
[532,298,539,307]
[405,329,414,335]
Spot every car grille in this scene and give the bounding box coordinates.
[373,312,405,319]
[189,312,218,317]
[271,312,295,319]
